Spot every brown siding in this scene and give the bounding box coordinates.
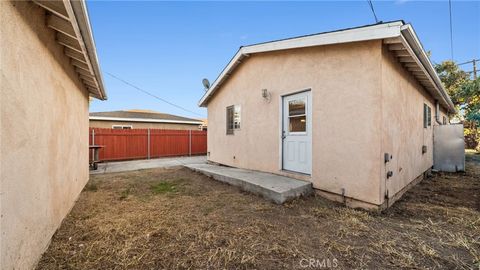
[89,120,201,130]
[1,2,90,268]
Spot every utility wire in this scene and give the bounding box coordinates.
[367,0,379,23]
[106,72,204,117]
[448,0,454,61]
[458,59,479,65]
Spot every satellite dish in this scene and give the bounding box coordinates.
[202,78,210,90]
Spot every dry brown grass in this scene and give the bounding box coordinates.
[37,155,480,269]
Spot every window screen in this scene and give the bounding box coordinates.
[427,106,431,126]
[226,106,234,134]
[424,104,431,128]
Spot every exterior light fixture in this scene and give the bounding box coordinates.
[262,89,268,98]
[261,88,271,103]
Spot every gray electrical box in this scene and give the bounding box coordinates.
[433,124,465,172]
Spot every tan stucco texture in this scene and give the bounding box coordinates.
[380,45,447,205]
[1,2,90,269]
[207,41,384,205]
[89,120,201,130]
[206,40,449,208]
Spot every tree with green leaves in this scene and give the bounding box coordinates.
[435,61,479,150]
[434,61,469,105]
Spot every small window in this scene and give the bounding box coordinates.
[288,98,306,132]
[226,105,241,135]
[427,106,431,127]
[443,116,447,125]
[112,125,132,130]
[423,104,431,128]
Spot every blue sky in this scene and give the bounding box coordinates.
[88,1,480,119]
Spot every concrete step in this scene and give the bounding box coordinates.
[184,163,312,204]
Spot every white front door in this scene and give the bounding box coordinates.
[282,91,312,174]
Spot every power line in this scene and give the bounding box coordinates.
[458,59,479,66]
[367,0,379,23]
[448,0,454,61]
[106,72,204,117]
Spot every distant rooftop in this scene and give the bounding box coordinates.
[89,110,203,124]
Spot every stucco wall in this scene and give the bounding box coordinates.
[380,45,448,204]
[89,120,201,130]
[207,40,384,205]
[1,2,90,269]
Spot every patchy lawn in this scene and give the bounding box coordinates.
[37,155,480,269]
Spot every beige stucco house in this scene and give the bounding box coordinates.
[90,109,204,130]
[199,21,454,210]
[1,0,106,268]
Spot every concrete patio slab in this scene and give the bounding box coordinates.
[90,156,206,174]
[185,163,313,204]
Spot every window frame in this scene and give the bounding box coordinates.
[423,104,432,128]
[112,125,133,130]
[226,105,241,135]
[287,97,307,135]
[427,106,431,127]
[226,105,234,135]
[233,105,241,130]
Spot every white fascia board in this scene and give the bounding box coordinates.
[198,22,403,107]
[198,49,246,107]
[89,116,203,125]
[400,25,455,112]
[69,0,107,100]
[243,22,403,54]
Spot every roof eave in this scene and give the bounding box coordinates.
[198,21,455,113]
[89,116,203,125]
[198,21,404,107]
[400,25,455,112]
[70,0,107,100]
[33,0,107,100]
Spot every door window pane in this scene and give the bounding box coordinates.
[289,99,305,116]
[289,115,306,132]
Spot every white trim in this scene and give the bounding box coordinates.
[33,0,107,100]
[69,0,107,100]
[400,25,455,111]
[243,22,402,55]
[278,94,283,171]
[198,21,455,113]
[89,116,203,125]
[281,89,312,175]
[199,21,403,107]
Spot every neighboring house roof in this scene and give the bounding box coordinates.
[32,0,107,100]
[89,110,203,125]
[198,21,455,112]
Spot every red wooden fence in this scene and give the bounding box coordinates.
[89,128,207,162]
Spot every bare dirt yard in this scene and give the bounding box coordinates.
[38,154,480,269]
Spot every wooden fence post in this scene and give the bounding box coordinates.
[91,129,95,161]
[147,128,150,159]
[189,130,192,156]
